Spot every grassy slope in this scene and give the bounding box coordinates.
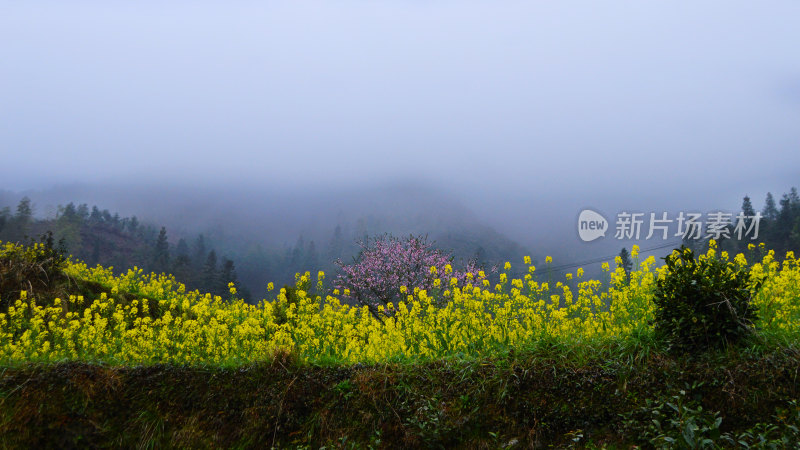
[2,347,800,448]
[2,242,800,447]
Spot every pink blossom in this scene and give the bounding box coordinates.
[334,234,481,317]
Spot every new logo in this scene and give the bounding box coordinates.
[578,209,608,242]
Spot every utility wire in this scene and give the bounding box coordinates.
[543,239,684,272]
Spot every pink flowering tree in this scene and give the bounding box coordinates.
[334,234,481,318]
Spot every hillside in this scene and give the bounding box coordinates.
[0,199,245,301]
[1,237,800,446]
[0,183,535,300]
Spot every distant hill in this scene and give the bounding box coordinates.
[1,182,534,300]
[0,199,247,301]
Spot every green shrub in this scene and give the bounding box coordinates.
[653,246,762,353]
[634,383,723,449]
[0,232,67,309]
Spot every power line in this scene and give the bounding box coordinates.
[544,240,684,272]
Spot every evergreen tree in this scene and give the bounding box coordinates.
[201,250,218,293]
[327,224,344,262]
[16,197,33,222]
[291,235,305,267]
[193,234,207,269]
[152,227,170,274]
[60,202,78,221]
[474,246,488,269]
[354,218,368,242]
[774,191,800,254]
[55,203,82,255]
[172,238,192,287]
[7,197,34,242]
[732,195,758,252]
[89,206,103,223]
[790,188,800,249]
[128,216,139,234]
[0,207,9,235]
[305,240,319,270]
[175,238,190,259]
[76,203,89,221]
[760,192,780,249]
[791,219,800,252]
[218,258,238,297]
[618,248,633,278]
[741,195,755,217]
[89,236,101,265]
[763,192,779,221]
[789,187,800,209]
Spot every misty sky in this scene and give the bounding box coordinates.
[2,1,799,238]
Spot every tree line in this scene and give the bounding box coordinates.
[0,199,247,301]
[717,187,800,256]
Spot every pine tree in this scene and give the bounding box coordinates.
[55,203,82,255]
[0,207,9,235]
[16,197,32,222]
[327,224,344,262]
[152,227,170,274]
[355,218,368,242]
[790,188,800,251]
[76,203,89,221]
[218,258,237,297]
[291,235,305,267]
[618,248,633,279]
[128,216,139,234]
[89,206,103,224]
[742,195,755,217]
[193,234,207,267]
[774,191,800,254]
[201,250,218,294]
[789,187,800,208]
[172,238,192,286]
[7,197,33,242]
[726,195,758,253]
[474,246,488,269]
[305,240,319,270]
[175,238,189,259]
[60,203,78,221]
[763,193,779,221]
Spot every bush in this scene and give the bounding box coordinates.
[653,245,762,353]
[0,232,67,309]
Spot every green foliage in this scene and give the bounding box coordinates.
[721,399,800,448]
[271,283,308,325]
[3,349,800,448]
[626,387,800,449]
[151,226,170,274]
[635,384,723,449]
[653,246,762,353]
[0,200,249,301]
[618,247,633,280]
[0,232,67,308]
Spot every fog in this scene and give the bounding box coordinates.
[2,1,799,269]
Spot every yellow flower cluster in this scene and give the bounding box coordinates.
[1,241,798,365]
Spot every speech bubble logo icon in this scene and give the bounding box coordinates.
[578,209,608,242]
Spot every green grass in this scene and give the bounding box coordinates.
[2,345,800,448]
[2,239,800,447]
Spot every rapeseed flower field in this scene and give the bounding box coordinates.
[1,240,798,366]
